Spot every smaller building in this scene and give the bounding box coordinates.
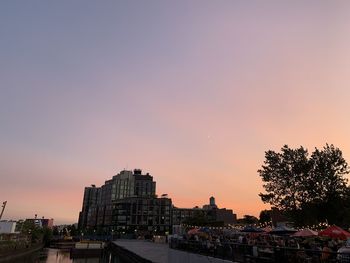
[173,197,237,226]
[26,218,54,229]
[0,221,17,234]
[172,207,203,225]
[215,208,237,225]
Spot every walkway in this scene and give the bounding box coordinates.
[113,240,234,263]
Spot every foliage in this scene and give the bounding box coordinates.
[20,220,41,242]
[42,227,53,245]
[258,144,350,226]
[238,215,259,224]
[69,224,78,236]
[20,220,53,244]
[259,145,310,211]
[259,210,272,224]
[52,226,59,236]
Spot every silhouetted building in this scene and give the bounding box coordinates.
[112,197,172,234]
[78,185,100,230]
[210,196,216,206]
[79,172,237,233]
[172,207,203,225]
[79,169,164,233]
[173,197,237,226]
[25,218,54,229]
[214,208,237,224]
[203,196,218,210]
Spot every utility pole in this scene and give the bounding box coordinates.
[0,201,7,220]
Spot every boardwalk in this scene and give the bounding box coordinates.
[113,240,169,262]
[112,240,233,263]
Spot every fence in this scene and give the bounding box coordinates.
[169,238,350,263]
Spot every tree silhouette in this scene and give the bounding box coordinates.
[258,144,350,226]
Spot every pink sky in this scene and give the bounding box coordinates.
[1,1,350,224]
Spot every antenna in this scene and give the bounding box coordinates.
[0,201,7,220]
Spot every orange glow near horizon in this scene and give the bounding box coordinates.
[1,1,350,224]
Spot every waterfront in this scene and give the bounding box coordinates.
[10,248,126,263]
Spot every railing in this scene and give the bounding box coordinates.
[169,239,350,263]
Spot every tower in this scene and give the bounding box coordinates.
[210,196,216,206]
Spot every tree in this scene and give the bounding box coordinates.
[307,144,349,203]
[42,227,53,246]
[258,144,350,225]
[68,224,78,236]
[258,145,310,212]
[20,220,44,243]
[259,210,272,224]
[238,215,258,225]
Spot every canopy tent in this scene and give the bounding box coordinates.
[292,229,318,237]
[241,225,264,233]
[187,227,210,236]
[270,226,297,235]
[318,225,350,240]
[187,228,200,235]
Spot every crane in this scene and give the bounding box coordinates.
[64,227,73,240]
[0,201,7,220]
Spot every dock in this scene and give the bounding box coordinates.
[112,240,234,263]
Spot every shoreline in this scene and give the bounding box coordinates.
[0,243,44,263]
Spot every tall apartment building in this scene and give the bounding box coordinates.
[78,169,164,233]
[78,185,100,230]
[79,170,236,235]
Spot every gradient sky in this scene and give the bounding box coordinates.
[1,1,350,225]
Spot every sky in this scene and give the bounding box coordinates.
[1,1,350,225]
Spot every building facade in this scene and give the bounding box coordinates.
[78,185,100,230]
[112,197,172,233]
[172,207,203,225]
[0,221,16,234]
[78,170,236,234]
[173,197,237,226]
[25,218,54,229]
[78,169,167,233]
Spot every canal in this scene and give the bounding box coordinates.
[14,247,127,263]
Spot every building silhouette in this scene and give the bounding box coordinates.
[78,169,171,234]
[78,169,236,235]
[78,185,99,230]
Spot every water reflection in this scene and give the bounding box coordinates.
[37,248,70,262]
[18,248,124,263]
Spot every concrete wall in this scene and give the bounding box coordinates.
[0,244,44,263]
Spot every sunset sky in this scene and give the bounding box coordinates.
[1,1,350,224]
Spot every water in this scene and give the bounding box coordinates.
[13,248,126,263]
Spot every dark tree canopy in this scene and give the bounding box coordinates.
[258,145,310,211]
[237,215,259,225]
[307,145,349,203]
[258,144,349,225]
[259,210,272,224]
